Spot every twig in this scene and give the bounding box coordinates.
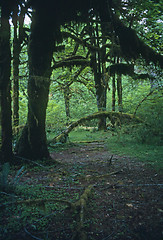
[107,155,113,166]
[15,156,49,169]
[85,171,122,181]
[0,191,20,198]
[24,227,43,240]
[134,87,163,116]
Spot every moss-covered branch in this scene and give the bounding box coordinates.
[0,198,72,209]
[114,17,163,68]
[71,185,93,240]
[108,63,150,79]
[52,58,90,70]
[62,31,100,52]
[62,31,112,53]
[108,63,134,76]
[49,111,143,144]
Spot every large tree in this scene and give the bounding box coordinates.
[0,3,13,162]
[15,10,55,159]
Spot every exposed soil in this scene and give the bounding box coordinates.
[49,141,163,240]
[3,141,163,240]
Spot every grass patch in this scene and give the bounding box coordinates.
[106,134,163,172]
[68,129,163,172]
[69,128,109,142]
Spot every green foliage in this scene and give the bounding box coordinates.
[46,98,66,131]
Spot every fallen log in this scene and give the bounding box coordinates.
[49,111,143,144]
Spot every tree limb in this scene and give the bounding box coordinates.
[49,111,143,144]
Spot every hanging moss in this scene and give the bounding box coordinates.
[139,40,163,68]
[114,17,163,68]
[114,18,140,60]
[108,64,150,80]
[108,63,134,76]
[109,44,122,58]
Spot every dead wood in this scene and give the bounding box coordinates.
[49,111,143,144]
[0,198,72,209]
[71,185,93,240]
[85,171,121,182]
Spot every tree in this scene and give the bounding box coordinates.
[12,3,29,128]
[0,3,13,162]
[15,10,54,159]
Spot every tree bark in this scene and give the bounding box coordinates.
[0,6,13,162]
[12,6,20,127]
[117,73,122,112]
[15,12,54,160]
[63,84,71,122]
[112,75,116,111]
[90,22,107,130]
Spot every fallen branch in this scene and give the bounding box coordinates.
[71,185,93,240]
[49,111,143,144]
[85,171,121,182]
[0,198,72,209]
[14,156,49,168]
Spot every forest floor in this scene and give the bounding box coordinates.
[49,141,163,240]
[1,140,163,240]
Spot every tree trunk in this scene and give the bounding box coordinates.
[12,7,20,127]
[90,22,107,130]
[112,75,116,111]
[63,84,71,122]
[117,73,123,112]
[95,73,107,130]
[15,13,54,160]
[0,6,13,162]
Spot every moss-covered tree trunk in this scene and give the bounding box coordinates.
[63,84,71,122]
[90,22,107,130]
[0,6,13,162]
[95,72,107,130]
[15,12,54,159]
[112,75,116,111]
[117,73,122,112]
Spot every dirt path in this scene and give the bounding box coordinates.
[49,141,163,240]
